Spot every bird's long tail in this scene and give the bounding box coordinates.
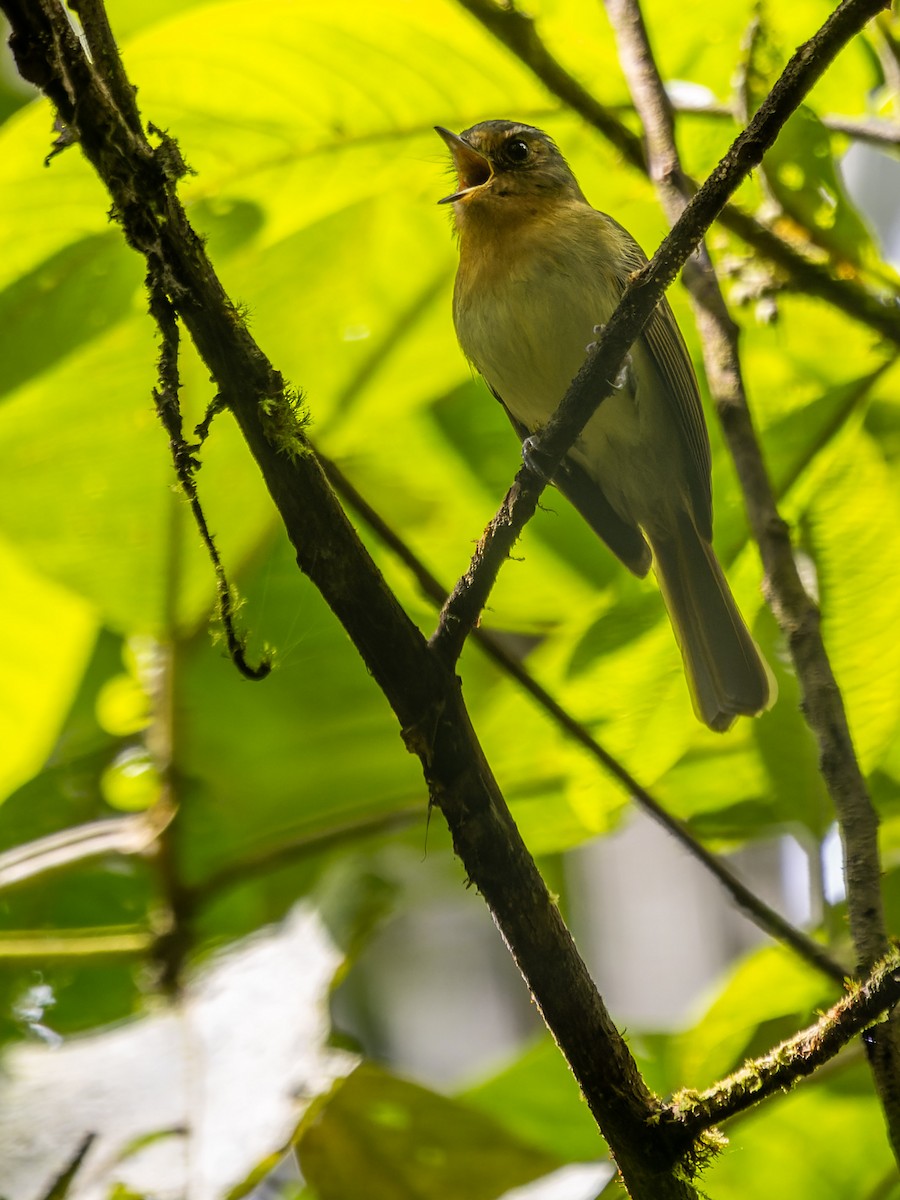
[649,510,775,732]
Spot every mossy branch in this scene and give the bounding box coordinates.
[661,948,900,1146]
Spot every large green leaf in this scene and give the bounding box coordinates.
[460,1036,606,1162]
[297,1062,561,1200]
[0,538,96,802]
[674,943,837,1091]
[794,428,900,773]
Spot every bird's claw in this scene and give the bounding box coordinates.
[611,353,633,391]
[585,325,633,392]
[585,322,604,355]
[522,434,553,481]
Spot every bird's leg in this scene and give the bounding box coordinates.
[521,432,555,480]
[523,327,635,479]
[586,323,632,391]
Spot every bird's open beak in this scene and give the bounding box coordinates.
[435,126,493,204]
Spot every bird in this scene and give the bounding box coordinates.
[435,119,774,731]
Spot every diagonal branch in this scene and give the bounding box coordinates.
[321,453,847,986]
[604,0,900,1159]
[453,0,900,347]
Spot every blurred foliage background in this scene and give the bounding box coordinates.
[1,1,900,1197]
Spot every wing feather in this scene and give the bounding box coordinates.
[607,222,713,540]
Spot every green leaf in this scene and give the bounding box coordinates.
[801,430,900,772]
[459,1036,605,1162]
[0,539,96,804]
[297,1063,561,1200]
[674,943,836,1091]
[765,108,888,277]
[174,530,425,885]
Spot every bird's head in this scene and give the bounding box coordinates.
[435,120,585,231]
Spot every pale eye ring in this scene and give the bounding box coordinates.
[506,138,530,163]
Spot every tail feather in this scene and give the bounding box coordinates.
[650,511,775,732]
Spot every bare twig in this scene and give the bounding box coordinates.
[604,0,900,1159]
[453,0,900,347]
[187,806,425,905]
[820,111,900,145]
[0,814,165,891]
[0,928,152,959]
[670,95,900,149]
[149,281,270,681]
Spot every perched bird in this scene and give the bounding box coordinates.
[436,119,774,731]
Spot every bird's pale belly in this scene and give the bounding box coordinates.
[456,270,669,530]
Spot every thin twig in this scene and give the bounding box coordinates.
[39,1133,96,1200]
[0,813,166,891]
[453,0,900,347]
[148,281,270,681]
[670,95,900,148]
[605,0,900,1159]
[186,806,425,905]
[0,928,152,959]
[820,111,900,145]
[320,453,847,985]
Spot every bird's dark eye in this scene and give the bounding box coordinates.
[505,138,530,163]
